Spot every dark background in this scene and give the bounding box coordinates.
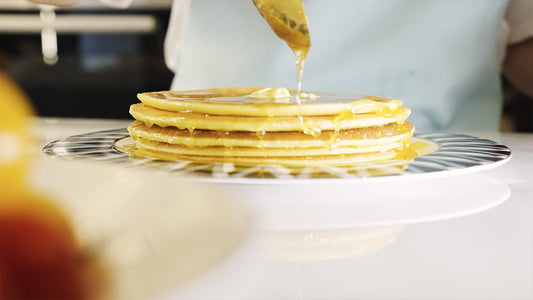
[0,5,173,119]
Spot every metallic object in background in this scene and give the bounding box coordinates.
[39,5,58,65]
[0,0,172,10]
[0,14,156,34]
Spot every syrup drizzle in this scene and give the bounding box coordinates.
[293,45,309,135]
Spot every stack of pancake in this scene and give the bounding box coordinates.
[127,87,415,176]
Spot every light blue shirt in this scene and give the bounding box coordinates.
[172,0,508,131]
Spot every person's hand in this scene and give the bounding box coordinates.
[27,0,80,6]
[504,37,533,99]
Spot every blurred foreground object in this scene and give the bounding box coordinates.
[2,160,249,300]
[0,71,35,194]
[0,192,94,299]
[0,72,92,299]
[0,72,248,299]
[28,160,249,299]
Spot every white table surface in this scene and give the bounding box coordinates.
[34,118,533,300]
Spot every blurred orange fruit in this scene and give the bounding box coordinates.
[0,71,35,195]
[0,192,91,300]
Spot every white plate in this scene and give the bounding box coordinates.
[42,130,512,229]
[42,129,512,183]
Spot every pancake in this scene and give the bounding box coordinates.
[137,87,404,117]
[129,103,410,132]
[127,87,416,176]
[134,137,405,157]
[128,120,414,149]
[132,146,402,167]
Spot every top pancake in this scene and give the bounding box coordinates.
[137,87,404,117]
